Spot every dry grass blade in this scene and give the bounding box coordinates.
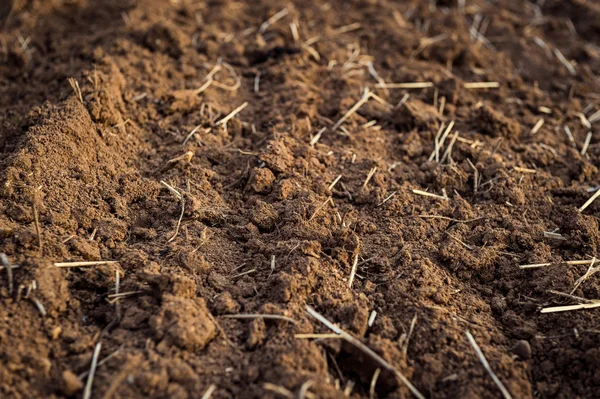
[334,22,361,34]
[402,315,417,355]
[306,305,425,399]
[376,82,433,89]
[167,151,194,165]
[223,313,297,324]
[519,259,595,269]
[183,124,203,146]
[107,290,144,304]
[304,35,320,46]
[259,8,289,34]
[107,290,144,299]
[309,197,333,221]
[368,92,391,107]
[78,346,124,379]
[571,257,599,294]
[581,132,592,156]
[363,120,377,129]
[367,61,386,90]
[193,79,213,95]
[68,77,84,103]
[513,166,536,174]
[579,188,600,212]
[577,113,591,129]
[160,180,182,200]
[216,102,248,127]
[269,255,276,278]
[378,191,397,207]
[300,43,320,61]
[553,48,576,76]
[348,253,359,288]
[396,93,410,109]
[440,131,459,164]
[32,200,43,255]
[254,72,261,93]
[564,125,576,148]
[295,333,342,339]
[55,260,118,268]
[463,82,500,89]
[201,384,217,399]
[290,22,299,42]
[589,109,600,124]
[431,122,445,162]
[411,33,448,58]
[231,268,256,278]
[0,253,13,295]
[466,331,513,399]
[264,383,294,398]
[161,179,185,244]
[370,368,381,399]
[368,310,379,326]
[429,120,455,162]
[310,127,327,146]
[298,379,315,399]
[530,119,544,134]
[83,342,102,399]
[446,232,474,250]
[329,174,343,191]
[543,231,566,241]
[167,199,185,243]
[541,302,600,313]
[439,95,446,116]
[412,189,448,201]
[211,62,241,91]
[363,167,377,189]
[547,290,593,303]
[344,381,355,396]
[332,89,371,131]
[32,298,46,316]
[466,158,479,193]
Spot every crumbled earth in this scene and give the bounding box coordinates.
[2,0,600,398]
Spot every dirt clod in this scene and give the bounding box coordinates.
[150,295,216,351]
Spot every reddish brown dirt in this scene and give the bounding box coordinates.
[2,0,600,398]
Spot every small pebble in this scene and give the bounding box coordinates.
[512,340,531,360]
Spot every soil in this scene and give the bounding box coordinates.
[2,0,600,398]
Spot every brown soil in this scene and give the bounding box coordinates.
[2,0,600,398]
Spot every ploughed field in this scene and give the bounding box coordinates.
[2,0,600,398]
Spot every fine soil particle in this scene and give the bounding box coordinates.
[1,0,600,398]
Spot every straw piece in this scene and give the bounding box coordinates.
[348,254,359,288]
[55,261,118,268]
[83,343,102,399]
[223,314,297,324]
[466,331,512,399]
[306,306,425,399]
[375,82,433,89]
[464,82,500,89]
[541,302,600,313]
[580,188,600,212]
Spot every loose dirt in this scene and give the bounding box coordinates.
[2,0,600,398]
